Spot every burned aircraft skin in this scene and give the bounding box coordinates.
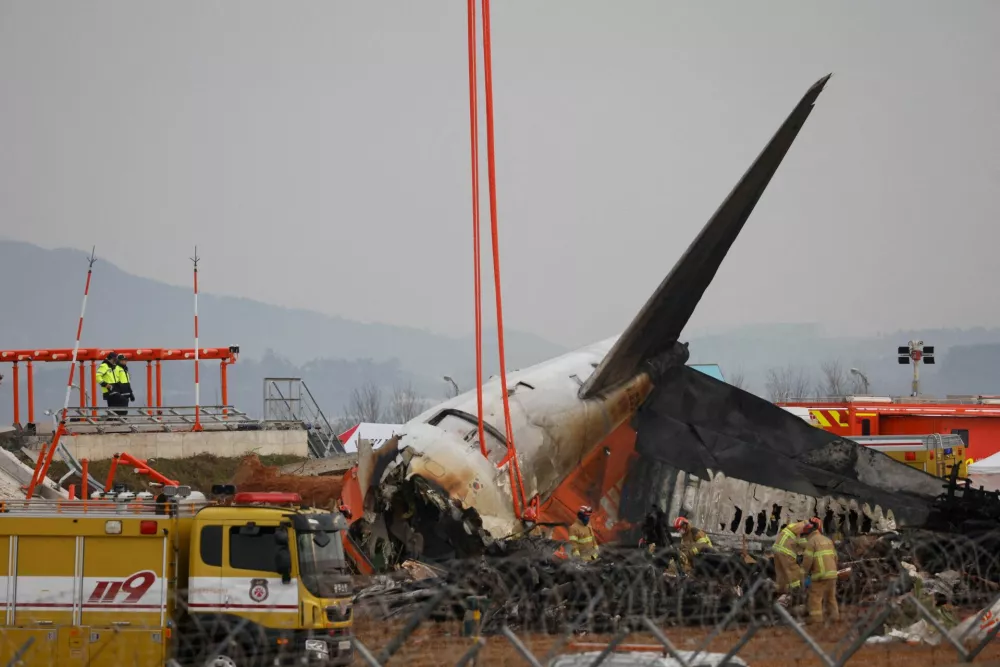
[354,74,953,562]
[618,364,945,530]
[356,338,652,558]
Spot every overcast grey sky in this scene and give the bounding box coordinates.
[1,1,998,349]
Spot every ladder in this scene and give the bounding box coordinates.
[263,378,344,457]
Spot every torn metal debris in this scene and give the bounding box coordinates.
[352,528,1000,646]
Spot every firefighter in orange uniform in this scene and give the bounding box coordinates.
[800,517,840,624]
[567,505,599,560]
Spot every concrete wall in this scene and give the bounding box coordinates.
[61,429,309,461]
[0,447,67,499]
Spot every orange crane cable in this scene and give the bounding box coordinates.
[466,0,488,459]
[480,0,528,515]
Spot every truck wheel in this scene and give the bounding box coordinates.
[206,643,248,667]
[207,654,240,667]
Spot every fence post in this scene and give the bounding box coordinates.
[460,594,488,665]
[461,595,489,658]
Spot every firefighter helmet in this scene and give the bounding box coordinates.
[673,516,690,531]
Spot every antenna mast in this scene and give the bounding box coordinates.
[28,247,97,498]
[191,247,203,431]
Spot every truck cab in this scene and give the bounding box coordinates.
[0,488,355,667]
[183,492,355,666]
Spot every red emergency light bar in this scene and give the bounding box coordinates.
[233,492,302,505]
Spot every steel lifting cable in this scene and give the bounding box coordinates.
[466,0,529,517]
[466,0,488,460]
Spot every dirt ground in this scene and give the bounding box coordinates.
[351,613,1000,667]
[34,452,351,509]
[37,452,308,495]
[230,453,346,508]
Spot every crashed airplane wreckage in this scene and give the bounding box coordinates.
[344,75,977,564]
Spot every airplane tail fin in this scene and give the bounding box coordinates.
[580,75,830,398]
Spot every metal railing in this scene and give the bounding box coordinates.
[0,498,210,517]
[263,378,344,457]
[786,395,1000,405]
[56,405,261,434]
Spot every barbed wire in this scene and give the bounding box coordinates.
[2,529,1000,666]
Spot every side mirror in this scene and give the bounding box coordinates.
[275,527,289,546]
[276,546,292,584]
[313,531,331,548]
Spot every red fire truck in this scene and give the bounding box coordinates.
[777,396,1000,461]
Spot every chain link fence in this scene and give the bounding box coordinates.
[1,529,1000,665]
[346,530,1000,667]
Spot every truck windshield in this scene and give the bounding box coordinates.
[297,531,350,598]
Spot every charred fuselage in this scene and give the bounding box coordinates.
[348,74,963,563]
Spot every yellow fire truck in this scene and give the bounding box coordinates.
[0,487,355,666]
[850,434,969,479]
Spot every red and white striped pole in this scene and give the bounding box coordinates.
[28,247,97,498]
[192,247,202,431]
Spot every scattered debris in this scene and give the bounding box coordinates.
[279,453,357,477]
[400,559,444,581]
[354,543,776,633]
[868,594,1000,647]
[352,527,1000,643]
[549,650,748,667]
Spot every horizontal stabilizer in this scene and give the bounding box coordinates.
[631,366,944,527]
[581,75,830,398]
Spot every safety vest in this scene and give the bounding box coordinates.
[113,365,132,392]
[802,533,838,581]
[772,522,807,557]
[568,520,599,560]
[96,362,115,394]
[683,528,713,556]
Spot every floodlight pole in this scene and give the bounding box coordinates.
[899,341,935,397]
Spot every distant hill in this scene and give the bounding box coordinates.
[4,241,1000,425]
[0,241,566,373]
[0,240,566,422]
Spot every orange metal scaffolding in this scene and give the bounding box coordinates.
[0,346,239,427]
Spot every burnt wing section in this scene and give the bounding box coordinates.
[581,75,830,399]
[631,365,944,527]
